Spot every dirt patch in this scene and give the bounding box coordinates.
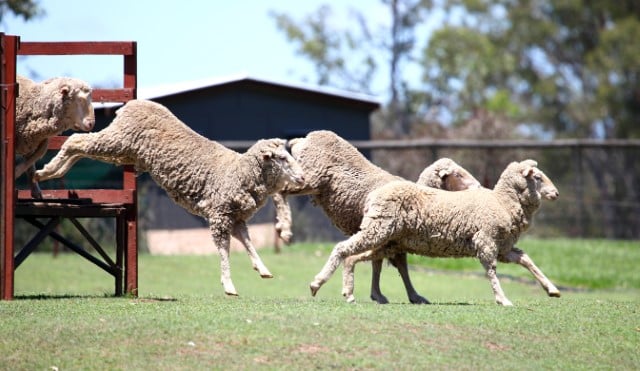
[147,223,280,255]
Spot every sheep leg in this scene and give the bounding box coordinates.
[480,259,513,306]
[341,248,387,303]
[272,192,293,244]
[231,221,273,278]
[34,134,94,181]
[311,225,386,297]
[473,231,512,306]
[25,165,43,199]
[35,132,134,181]
[212,232,238,296]
[369,258,388,304]
[387,253,430,304]
[502,248,561,297]
[15,139,48,179]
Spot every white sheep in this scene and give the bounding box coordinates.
[35,99,305,297]
[15,75,95,198]
[343,157,483,304]
[272,130,481,303]
[310,159,561,306]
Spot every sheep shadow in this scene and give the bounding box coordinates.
[381,301,474,306]
[13,293,178,302]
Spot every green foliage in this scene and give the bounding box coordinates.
[422,26,518,121]
[426,0,640,139]
[269,5,377,94]
[271,0,432,135]
[0,0,44,22]
[3,240,639,369]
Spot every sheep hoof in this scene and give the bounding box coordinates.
[224,291,239,297]
[309,282,321,297]
[498,299,514,307]
[253,265,273,278]
[279,231,293,245]
[409,295,431,305]
[548,290,561,298]
[370,293,389,304]
[276,231,293,245]
[346,295,356,304]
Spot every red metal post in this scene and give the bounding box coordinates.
[123,44,138,296]
[1,34,19,300]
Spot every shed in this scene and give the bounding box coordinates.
[87,75,380,249]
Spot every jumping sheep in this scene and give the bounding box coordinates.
[310,159,560,306]
[35,99,305,297]
[15,75,95,198]
[272,130,481,304]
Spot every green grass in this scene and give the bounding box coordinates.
[407,238,640,290]
[1,239,639,370]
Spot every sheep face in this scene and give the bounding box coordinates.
[515,160,559,203]
[54,78,95,132]
[524,165,559,201]
[262,140,305,187]
[439,166,482,191]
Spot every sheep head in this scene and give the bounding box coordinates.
[257,138,305,187]
[418,158,482,191]
[521,160,559,201]
[47,77,95,132]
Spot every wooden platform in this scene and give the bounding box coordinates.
[1,34,138,300]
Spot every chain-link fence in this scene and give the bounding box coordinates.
[287,139,640,241]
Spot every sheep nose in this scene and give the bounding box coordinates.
[546,190,559,200]
[291,173,305,186]
[83,118,95,131]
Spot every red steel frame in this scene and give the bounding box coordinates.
[1,33,138,299]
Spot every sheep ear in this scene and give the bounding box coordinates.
[438,169,451,178]
[263,151,274,161]
[60,85,70,97]
[522,166,535,178]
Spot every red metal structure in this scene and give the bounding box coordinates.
[1,33,138,300]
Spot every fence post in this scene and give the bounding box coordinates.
[572,146,585,237]
[1,33,19,300]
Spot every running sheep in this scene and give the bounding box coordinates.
[272,130,480,304]
[311,159,561,306]
[15,75,95,198]
[342,157,482,304]
[35,99,305,297]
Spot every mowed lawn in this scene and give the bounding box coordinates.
[1,239,639,370]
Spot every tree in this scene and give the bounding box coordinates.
[0,0,44,23]
[423,0,640,238]
[423,0,640,140]
[271,0,432,136]
[270,5,377,94]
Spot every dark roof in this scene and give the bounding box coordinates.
[94,74,381,112]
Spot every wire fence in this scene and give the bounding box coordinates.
[285,139,640,241]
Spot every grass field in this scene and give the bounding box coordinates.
[1,239,639,370]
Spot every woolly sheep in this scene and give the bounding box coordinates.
[272,130,481,303]
[35,99,305,297]
[15,75,95,198]
[310,159,560,306]
[343,157,482,304]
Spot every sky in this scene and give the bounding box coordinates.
[2,0,390,98]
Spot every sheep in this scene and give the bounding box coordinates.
[271,130,481,303]
[14,75,95,198]
[310,159,561,306]
[34,99,306,297]
[342,157,483,304]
